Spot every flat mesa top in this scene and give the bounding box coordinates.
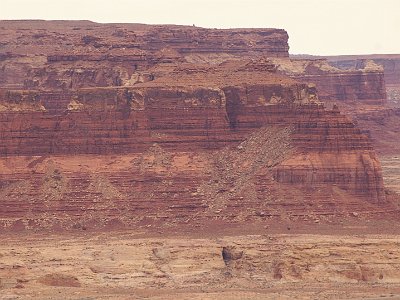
[0,20,289,58]
[0,19,286,32]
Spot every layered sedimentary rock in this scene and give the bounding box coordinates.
[3,233,400,299]
[352,107,400,154]
[292,54,400,105]
[0,20,288,90]
[0,21,391,231]
[323,54,400,85]
[325,55,400,106]
[0,77,386,229]
[272,58,387,105]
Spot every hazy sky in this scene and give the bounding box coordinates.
[1,0,399,55]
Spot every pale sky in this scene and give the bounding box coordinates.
[1,0,399,55]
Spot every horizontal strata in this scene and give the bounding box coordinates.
[322,55,400,85]
[0,21,289,90]
[0,20,289,56]
[0,84,370,155]
[0,144,387,231]
[273,59,387,105]
[0,21,392,231]
[0,84,385,221]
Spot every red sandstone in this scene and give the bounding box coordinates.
[0,20,396,232]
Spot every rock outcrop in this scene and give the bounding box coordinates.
[0,21,391,231]
[324,55,400,107]
[273,58,387,105]
[4,233,400,299]
[286,55,400,173]
[323,54,400,85]
[0,20,288,90]
[292,54,400,105]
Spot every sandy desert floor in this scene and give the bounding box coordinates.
[2,226,400,299]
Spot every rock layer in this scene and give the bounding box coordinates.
[323,54,400,85]
[273,58,387,105]
[0,20,288,90]
[0,83,387,230]
[0,21,391,231]
[3,233,400,299]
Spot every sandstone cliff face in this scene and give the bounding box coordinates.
[0,21,390,231]
[273,59,387,105]
[0,20,288,90]
[352,107,400,155]
[325,55,400,107]
[0,83,386,230]
[324,54,400,85]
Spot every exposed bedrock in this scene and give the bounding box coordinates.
[296,71,386,104]
[324,55,400,85]
[273,59,387,105]
[0,20,289,57]
[0,84,369,155]
[0,20,289,90]
[0,83,386,232]
[0,21,392,231]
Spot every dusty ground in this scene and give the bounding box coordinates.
[2,226,400,299]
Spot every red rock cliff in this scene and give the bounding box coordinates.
[0,20,288,90]
[323,54,400,85]
[272,58,387,105]
[0,21,390,231]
